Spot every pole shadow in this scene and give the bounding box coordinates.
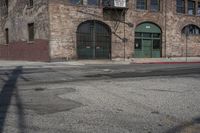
[0,66,26,133]
[165,117,200,133]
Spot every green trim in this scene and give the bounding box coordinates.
[135,23,161,33]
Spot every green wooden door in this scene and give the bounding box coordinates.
[77,20,111,59]
[77,32,94,59]
[143,39,152,58]
[134,22,162,58]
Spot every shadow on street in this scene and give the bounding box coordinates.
[0,66,26,133]
[165,117,200,133]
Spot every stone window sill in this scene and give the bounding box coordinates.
[135,9,162,14]
[175,12,200,17]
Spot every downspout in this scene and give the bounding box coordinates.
[47,0,51,62]
[164,0,167,58]
[123,7,126,61]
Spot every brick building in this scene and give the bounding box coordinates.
[0,0,200,61]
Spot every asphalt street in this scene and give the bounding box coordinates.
[0,63,200,133]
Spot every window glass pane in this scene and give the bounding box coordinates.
[29,0,33,7]
[96,22,110,34]
[135,32,142,37]
[188,0,195,15]
[70,0,82,5]
[102,0,114,7]
[87,0,98,5]
[135,39,142,49]
[176,0,185,13]
[150,0,160,12]
[78,23,91,33]
[143,33,152,38]
[153,40,160,49]
[197,2,200,16]
[153,33,160,38]
[182,25,200,35]
[136,0,147,10]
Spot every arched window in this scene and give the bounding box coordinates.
[182,24,200,35]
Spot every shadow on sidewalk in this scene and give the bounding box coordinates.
[0,66,26,133]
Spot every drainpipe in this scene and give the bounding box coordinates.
[123,15,126,61]
[185,26,189,62]
[164,0,167,58]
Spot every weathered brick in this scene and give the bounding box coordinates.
[0,0,200,61]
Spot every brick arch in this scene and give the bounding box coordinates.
[178,21,200,32]
[76,19,112,32]
[76,19,111,33]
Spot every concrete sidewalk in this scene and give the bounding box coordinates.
[0,60,84,69]
[0,57,200,69]
[131,57,200,64]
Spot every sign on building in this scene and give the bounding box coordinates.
[114,0,126,7]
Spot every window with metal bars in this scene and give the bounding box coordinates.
[28,0,33,7]
[188,0,196,15]
[198,2,200,16]
[182,25,200,35]
[150,0,160,12]
[136,0,147,10]
[70,0,83,5]
[176,0,185,13]
[87,0,99,5]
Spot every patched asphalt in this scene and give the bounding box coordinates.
[0,63,200,133]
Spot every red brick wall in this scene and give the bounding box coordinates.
[0,39,50,62]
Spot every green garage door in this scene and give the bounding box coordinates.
[77,20,111,59]
[134,22,162,58]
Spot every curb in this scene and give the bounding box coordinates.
[132,62,200,64]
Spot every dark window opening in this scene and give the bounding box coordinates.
[70,0,83,5]
[188,0,195,15]
[150,0,160,12]
[135,39,142,49]
[5,28,9,44]
[28,23,34,42]
[197,2,200,16]
[143,33,152,38]
[182,25,200,35]
[136,0,147,10]
[88,0,99,5]
[153,33,160,38]
[135,32,142,37]
[102,0,114,7]
[176,0,185,13]
[153,39,160,49]
[28,0,34,7]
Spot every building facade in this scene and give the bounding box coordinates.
[0,0,200,61]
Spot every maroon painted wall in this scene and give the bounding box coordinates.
[0,39,50,62]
